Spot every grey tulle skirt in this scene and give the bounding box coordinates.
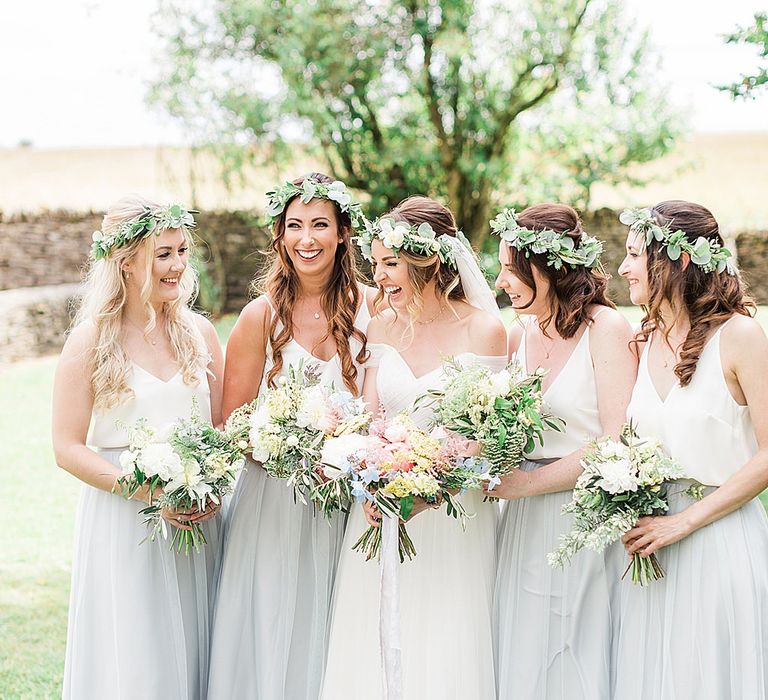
[207,460,345,699]
[63,449,221,700]
[494,459,625,700]
[614,481,768,699]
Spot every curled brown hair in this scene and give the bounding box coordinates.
[632,200,754,386]
[254,172,367,393]
[374,196,467,325]
[504,203,614,338]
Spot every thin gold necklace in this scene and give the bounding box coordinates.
[414,306,447,325]
[124,317,161,346]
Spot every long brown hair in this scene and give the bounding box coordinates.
[504,203,614,338]
[374,196,467,325]
[632,200,754,386]
[255,172,367,393]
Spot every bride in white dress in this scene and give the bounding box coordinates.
[321,196,507,700]
[52,196,224,699]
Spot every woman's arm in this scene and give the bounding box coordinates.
[221,297,271,423]
[624,315,768,557]
[52,323,151,500]
[491,309,637,499]
[195,315,225,428]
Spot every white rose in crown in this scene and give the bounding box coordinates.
[595,458,639,494]
[379,218,408,249]
[326,181,351,208]
[139,442,183,481]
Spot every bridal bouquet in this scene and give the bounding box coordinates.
[417,360,563,491]
[117,402,245,554]
[224,361,371,502]
[547,424,685,585]
[317,414,485,561]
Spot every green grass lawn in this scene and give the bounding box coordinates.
[1,309,766,697]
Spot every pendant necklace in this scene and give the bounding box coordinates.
[125,318,159,346]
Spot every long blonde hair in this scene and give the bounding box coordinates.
[75,195,209,410]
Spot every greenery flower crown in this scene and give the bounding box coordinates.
[91,204,196,260]
[489,208,604,270]
[264,178,366,233]
[355,217,465,270]
[619,208,736,275]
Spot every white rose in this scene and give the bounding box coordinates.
[487,369,511,398]
[139,443,182,481]
[249,405,271,430]
[119,449,138,474]
[384,421,409,444]
[295,386,327,429]
[320,434,371,468]
[286,434,300,448]
[382,224,408,249]
[595,458,639,494]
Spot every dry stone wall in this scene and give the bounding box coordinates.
[0,209,766,363]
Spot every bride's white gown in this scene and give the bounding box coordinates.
[321,344,507,700]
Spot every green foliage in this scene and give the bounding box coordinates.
[720,12,768,99]
[151,0,679,245]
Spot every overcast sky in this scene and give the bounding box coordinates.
[0,0,765,148]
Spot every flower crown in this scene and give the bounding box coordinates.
[91,204,196,260]
[490,208,604,270]
[264,178,366,233]
[355,217,464,270]
[619,208,736,275]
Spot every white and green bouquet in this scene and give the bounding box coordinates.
[224,361,372,502]
[117,402,245,554]
[416,360,563,492]
[548,424,686,585]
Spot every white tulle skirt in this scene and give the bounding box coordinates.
[62,449,221,700]
[494,459,625,700]
[320,490,498,700]
[614,481,768,699]
[207,460,345,700]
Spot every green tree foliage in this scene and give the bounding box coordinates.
[720,12,768,99]
[151,0,679,245]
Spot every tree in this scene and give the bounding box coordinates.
[152,0,678,246]
[719,12,768,99]
[507,15,682,210]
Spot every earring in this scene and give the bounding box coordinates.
[122,270,130,279]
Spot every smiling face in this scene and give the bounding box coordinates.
[494,241,543,315]
[122,227,189,305]
[618,231,650,306]
[371,238,416,311]
[281,197,342,276]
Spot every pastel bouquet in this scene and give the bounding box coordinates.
[547,424,686,585]
[117,402,245,553]
[224,361,371,502]
[317,414,486,561]
[417,360,563,492]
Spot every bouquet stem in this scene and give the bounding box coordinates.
[170,523,207,555]
[352,521,417,562]
[623,552,665,586]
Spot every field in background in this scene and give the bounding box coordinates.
[2,133,767,229]
[1,310,767,697]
